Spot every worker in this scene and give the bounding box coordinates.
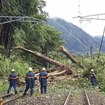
[90,69,94,74]
[7,69,18,94]
[39,68,49,94]
[90,69,96,87]
[23,67,36,96]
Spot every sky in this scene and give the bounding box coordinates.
[43,0,105,37]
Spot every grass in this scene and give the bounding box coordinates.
[0,79,8,93]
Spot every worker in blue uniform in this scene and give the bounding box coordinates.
[7,69,18,94]
[39,68,49,94]
[90,69,96,87]
[23,67,36,96]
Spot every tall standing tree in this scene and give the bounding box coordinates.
[0,0,63,68]
[0,0,47,56]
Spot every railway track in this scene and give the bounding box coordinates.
[0,83,26,105]
[86,89,105,105]
[63,89,86,105]
[1,88,105,105]
[63,88,105,105]
[3,94,23,105]
[0,93,22,105]
[1,93,13,100]
[1,78,105,105]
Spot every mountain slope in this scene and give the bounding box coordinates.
[47,18,105,54]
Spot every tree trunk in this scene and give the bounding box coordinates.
[49,70,67,76]
[15,46,73,74]
[60,46,84,69]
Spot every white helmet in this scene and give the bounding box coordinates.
[91,69,94,72]
[11,69,15,72]
[29,67,33,71]
[42,68,46,71]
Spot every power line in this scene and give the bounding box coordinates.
[0,16,45,25]
[73,13,105,21]
[0,18,22,25]
[1,0,46,24]
[74,13,105,18]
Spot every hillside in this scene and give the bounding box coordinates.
[47,18,105,54]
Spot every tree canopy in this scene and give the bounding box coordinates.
[0,0,63,67]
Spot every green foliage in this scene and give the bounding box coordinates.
[19,24,63,67]
[10,61,29,77]
[81,54,105,92]
[25,24,63,52]
[0,0,47,55]
[1,0,46,16]
[0,0,64,68]
[0,55,11,76]
[0,54,29,77]
[78,77,90,88]
[13,29,26,46]
[0,80,8,92]
[83,59,96,69]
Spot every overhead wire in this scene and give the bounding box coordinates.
[1,0,46,24]
[0,0,24,56]
[0,0,47,52]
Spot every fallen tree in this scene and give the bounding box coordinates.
[49,70,67,76]
[60,46,84,69]
[35,70,67,77]
[14,46,73,75]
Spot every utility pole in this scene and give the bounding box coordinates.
[98,26,105,58]
[90,46,92,59]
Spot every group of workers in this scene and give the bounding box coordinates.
[7,67,97,95]
[7,67,49,96]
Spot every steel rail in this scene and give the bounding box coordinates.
[63,90,71,105]
[1,93,13,99]
[3,95,23,104]
[63,88,92,105]
[84,89,91,105]
[0,83,26,104]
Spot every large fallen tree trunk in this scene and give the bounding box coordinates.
[35,70,67,77]
[48,70,69,76]
[48,70,67,76]
[14,46,73,74]
[60,46,84,69]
